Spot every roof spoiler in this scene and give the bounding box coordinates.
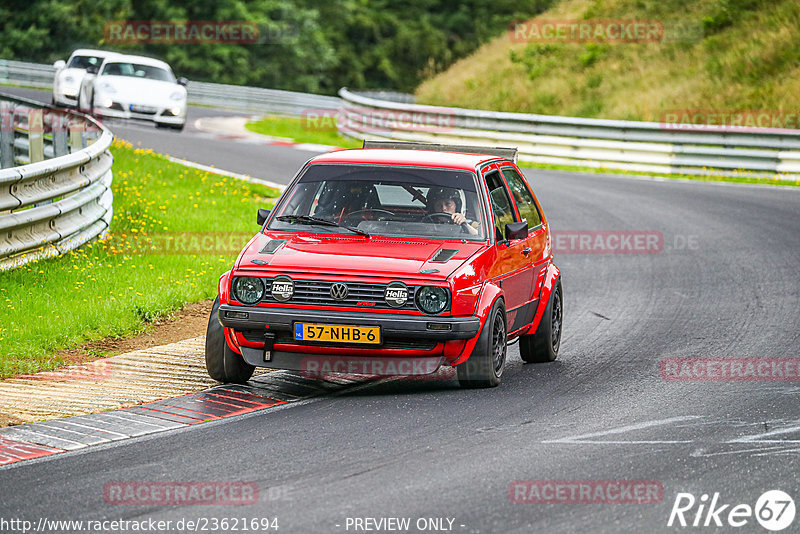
[362,140,518,163]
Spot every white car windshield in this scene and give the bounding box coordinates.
[67,55,104,69]
[101,62,175,82]
[269,164,487,240]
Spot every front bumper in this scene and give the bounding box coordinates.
[94,101,186,125]
[218,304,482,372]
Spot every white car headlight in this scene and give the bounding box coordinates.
[170,91,185,101]
[98,83,116,93]
[64,75,74,84]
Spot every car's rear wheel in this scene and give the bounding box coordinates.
[519,280,562,363]
[205,297,255,384]
[457,299,506,388]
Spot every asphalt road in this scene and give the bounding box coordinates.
[2,87,800,533]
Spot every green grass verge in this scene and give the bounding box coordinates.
[0,139,280,378]
[519,161,800,187]
[245,116,361,148]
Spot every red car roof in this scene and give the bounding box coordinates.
[308,148,504,171]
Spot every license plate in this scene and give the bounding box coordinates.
[294,323,380,344]
[130,104,157,113]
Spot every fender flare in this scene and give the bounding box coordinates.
[522,262,561,336]
[450,281,503,366]
[217,270,242,355]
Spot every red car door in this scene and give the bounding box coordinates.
[483,165,534,330]
[499,164,548,332]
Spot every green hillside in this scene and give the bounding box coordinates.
[415,0,800,122]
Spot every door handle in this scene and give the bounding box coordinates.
[522,247,532,256]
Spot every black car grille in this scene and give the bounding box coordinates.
[261,278,420,311]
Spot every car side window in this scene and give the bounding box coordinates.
[501,167,542,228]
[485,171,517,239]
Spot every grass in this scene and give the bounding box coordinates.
[416,0,800,122]
[518,160,800,187]
[245,116,361,148]
[0,139,280,378]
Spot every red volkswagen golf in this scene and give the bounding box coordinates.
[205,142,562,388]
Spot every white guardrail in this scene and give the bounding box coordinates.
[0,59,341,116]
[338,89,800,179]
[0,92,113,270]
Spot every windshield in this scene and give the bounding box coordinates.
[269,164,487,240]
[67,55,104,69]
[100,62,175,82]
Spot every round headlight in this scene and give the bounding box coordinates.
[233,277,265,304]
[416,286,448,314]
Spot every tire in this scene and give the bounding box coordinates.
[457,299,507,388]
[519,280,563,363]
[205,297,255,383]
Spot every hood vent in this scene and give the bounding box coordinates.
[429,248,458,263]
[260,239,286,254]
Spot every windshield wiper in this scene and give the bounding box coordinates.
[276,215,370,237]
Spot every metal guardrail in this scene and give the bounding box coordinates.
[0,59,340,116]
[0,92,113,270]
[338,88,800,178]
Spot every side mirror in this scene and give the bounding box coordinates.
[86,65,99,75]
[53,60,66,70]
[257,208,271,226]
[505,221,528,241]
[176,77,188,86]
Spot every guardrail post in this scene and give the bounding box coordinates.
[28,108,44,163]
[52,111,69,157]
[0,101,13,168]
[69,117,85,152]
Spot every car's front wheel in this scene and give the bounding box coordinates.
[456,299,506,388]
[519,280,562,363]
[205,297,255,384]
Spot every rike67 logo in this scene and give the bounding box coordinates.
[668,490,795,531]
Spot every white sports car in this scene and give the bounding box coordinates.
[78,54,188,131]
[52,49,119,107]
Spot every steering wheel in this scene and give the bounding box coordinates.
[345,209,396,223]
[421,212,455,224]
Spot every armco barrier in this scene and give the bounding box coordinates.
[0,92,113,270]
[0,59,340,116]
[337,88,800,179]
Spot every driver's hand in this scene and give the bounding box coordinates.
[451,212,467,225]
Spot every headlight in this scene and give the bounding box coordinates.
[98,83,116,93]
[416,286,449,314]
[64,75,74,83]
[233,277,265,304]
[170,91,184,101]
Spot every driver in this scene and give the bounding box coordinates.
[426,187,478,235]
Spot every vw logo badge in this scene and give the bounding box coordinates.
[330,282,349,301]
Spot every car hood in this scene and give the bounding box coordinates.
[96,76,184,102]
[236,232,487,280]
[58,68,86,85]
